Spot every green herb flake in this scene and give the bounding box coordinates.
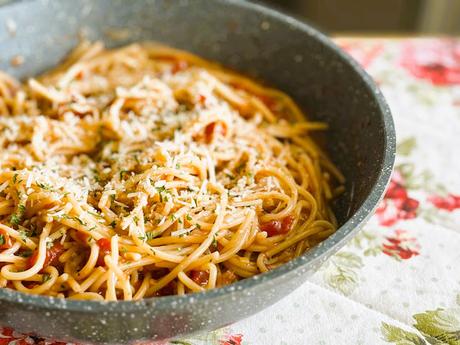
[73,217,87,226]
[119,170,129,180]
[36,182,53,191]
[10,213,21,226]
[109,220,117,228]
[195,223,201,229]
[88,211,103,219]
[0,234,5,246]
[186,215,192,221]
[42,273,51,283]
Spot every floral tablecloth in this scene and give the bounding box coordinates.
[2,38,460,345]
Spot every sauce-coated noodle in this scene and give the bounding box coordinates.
[0,42,344,300]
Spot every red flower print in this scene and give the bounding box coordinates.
[0,327,69,345]
[339,41,383,69]
[382,230,420,260]
[384,172,407,200]
[0,327,33,345]
[375,172,419,226]
[400,39,460,85]
[428,194,460,212]
[219,333,243,345]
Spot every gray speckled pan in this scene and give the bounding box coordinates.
[0,0,395,344]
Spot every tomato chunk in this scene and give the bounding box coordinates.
[0,229,12,250]
[96,238,111,266]
[154,281,176,296]
[220,270,237,286]
[190,270,209,287]
[27,242,65,269]
[75,231,90,244]
[198,94,206,105]
[151,268,169,280]
[260,215,294,237]
[171,60,188,74]
[204,121,227,143]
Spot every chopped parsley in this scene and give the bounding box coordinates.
[212,234,218,247]
[195,223,201,229]
[12,173,18,184]
[91,169,101,183]
[88,211,103,219]
[36,182,53,191]
[42,273,51,283]
[119,170,129,179]
[10,213,21,226]
[186,214,192,221]
[133,215,140,226]
[10,203,26,227]
[109,220,117,228]
[155,185,171,203]
[73,216,87,226]
[0,234,4,246]
[139,231,158,242]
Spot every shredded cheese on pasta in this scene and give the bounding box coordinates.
[0,41,344,300]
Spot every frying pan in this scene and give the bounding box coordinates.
[0,0,395,343]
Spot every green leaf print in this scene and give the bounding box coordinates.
[397,137,417,157]
[382,309,460,345]
[351,229,382,256]
[173,327,245,345]
[413,309,460,345]
[395,163,447,195]
[381,322,427,345]
[322,251,363,295]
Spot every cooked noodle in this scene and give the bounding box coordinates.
[0,41,344,300]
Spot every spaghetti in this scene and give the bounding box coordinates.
[0,41,344,301]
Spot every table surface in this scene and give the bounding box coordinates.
[2,37,460,345]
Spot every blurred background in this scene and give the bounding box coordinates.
[259,0,460,35]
